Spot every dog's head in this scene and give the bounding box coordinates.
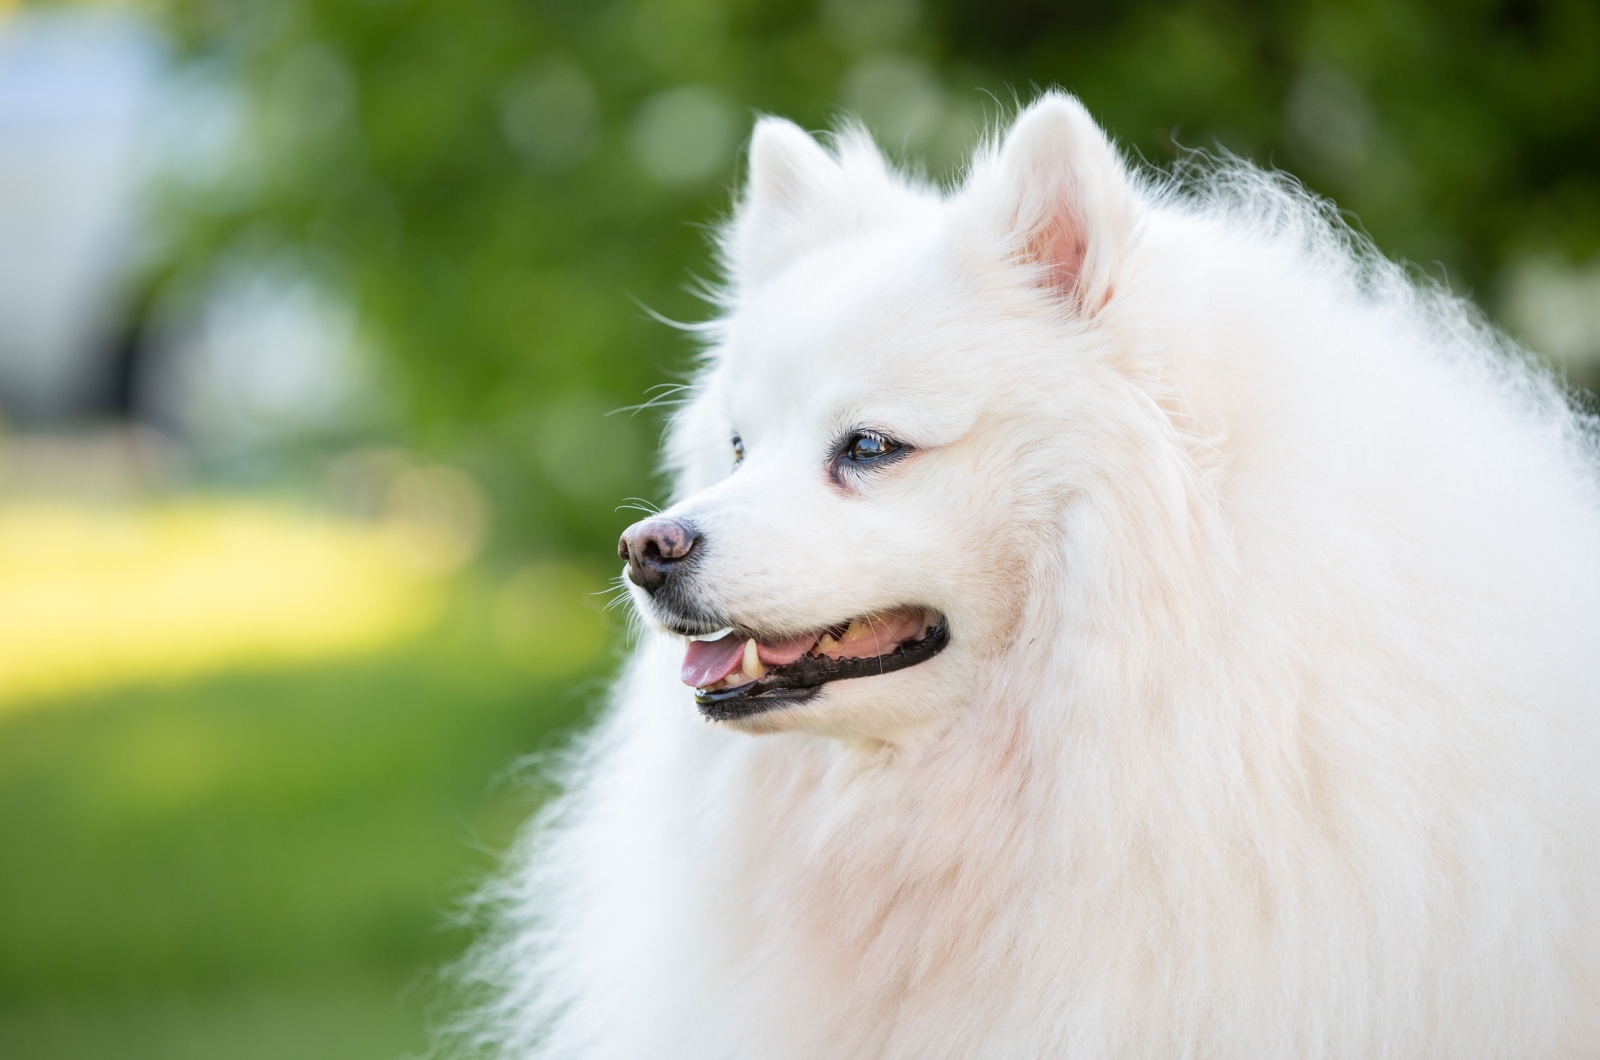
[620,94,1153,739]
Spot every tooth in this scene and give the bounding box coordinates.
[817,633,838,654]
[742,638,767,679]
[844,618,869,641]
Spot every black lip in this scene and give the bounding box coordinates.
[695,622,950,721]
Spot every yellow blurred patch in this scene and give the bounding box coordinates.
[0,501,452,711]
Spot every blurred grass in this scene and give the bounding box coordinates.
[0,549,615,1059]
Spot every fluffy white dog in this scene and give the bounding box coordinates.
[467,94,1600,1058]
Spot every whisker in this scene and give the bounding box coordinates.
[625,605,652,643]
[631,295,720,334]
[607,383,695,417]
[863,612,890,676]
[599,576,635,612]
[682,271,734,312]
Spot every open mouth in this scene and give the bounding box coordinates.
[681,606,949,720]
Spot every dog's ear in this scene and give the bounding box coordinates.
[960,93,1137,314]
[745,118,840,220]
[721,118,844,288]
[723,118,922,291]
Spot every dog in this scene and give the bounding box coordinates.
[464,93,1600,1058]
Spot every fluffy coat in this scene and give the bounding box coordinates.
[464,94,1600,1058]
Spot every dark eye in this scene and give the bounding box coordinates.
[844,431,900,463]
[732,434,744,465]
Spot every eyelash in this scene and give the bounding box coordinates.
[832,429,909,475]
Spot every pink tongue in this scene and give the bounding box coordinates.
[682,635,746,688]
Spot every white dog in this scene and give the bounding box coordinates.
[465,94,1600,1058]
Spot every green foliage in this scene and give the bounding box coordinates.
[936,0,1600,278]
[153,0,1600,553]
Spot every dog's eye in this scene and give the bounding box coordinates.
[845,431,899,462]
[732,434,744,466]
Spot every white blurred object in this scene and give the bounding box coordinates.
[0,10,161,421]
[1499,255,1600,374]
[140,258,374,457]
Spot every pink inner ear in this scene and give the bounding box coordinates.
[1024,195,1088,301]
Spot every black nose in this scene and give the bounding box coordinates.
[618,517,701,594]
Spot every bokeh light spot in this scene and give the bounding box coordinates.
[842,55,946,149]
[631,85,739,184]
[500,57,601,173]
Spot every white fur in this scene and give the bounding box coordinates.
[463,94,1600,1058]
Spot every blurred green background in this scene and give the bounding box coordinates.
[1,0,1597,1057]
